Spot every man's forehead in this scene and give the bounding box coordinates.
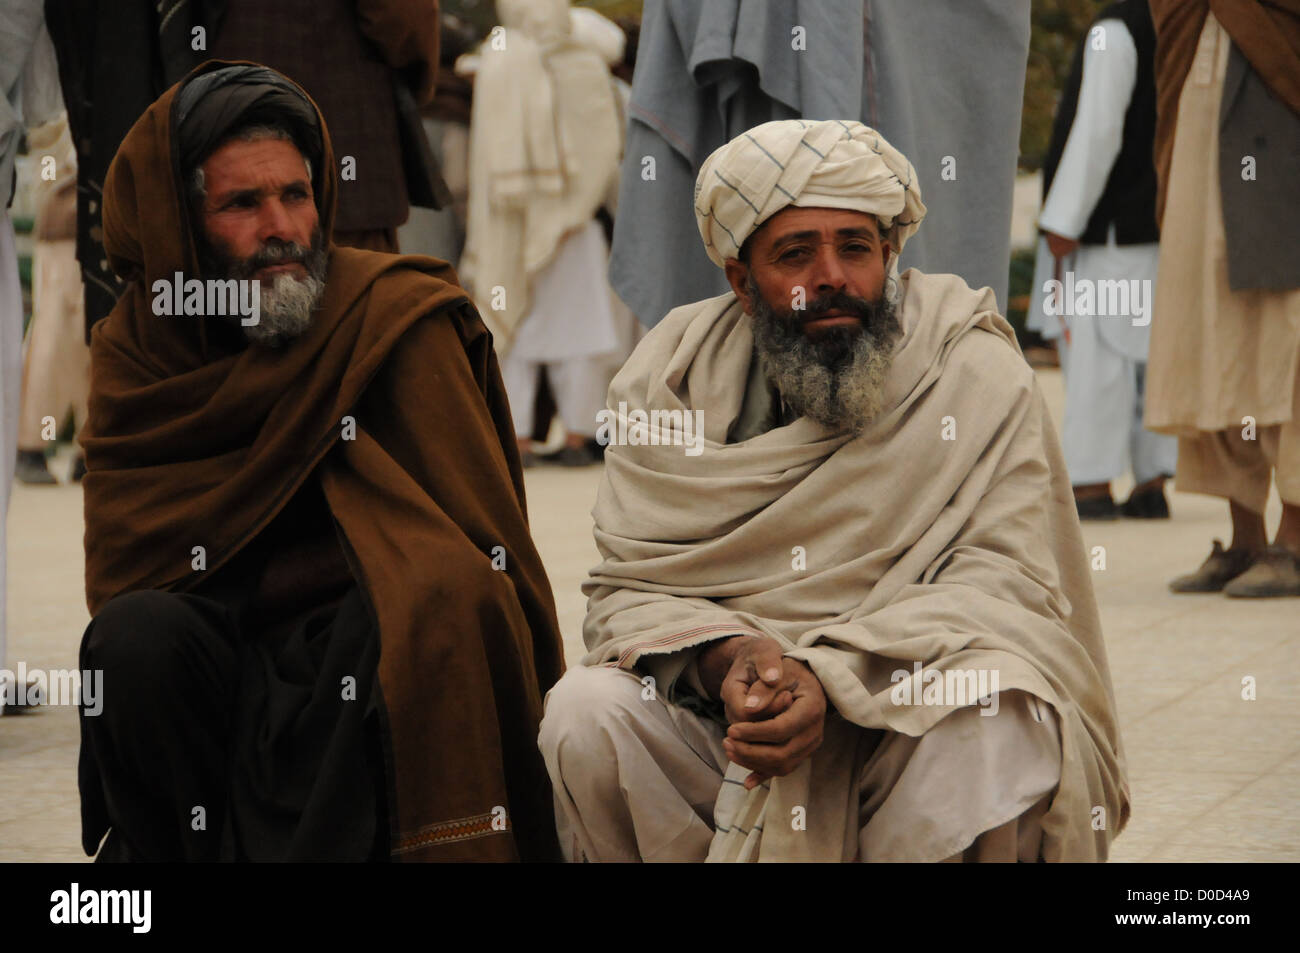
[201,138,310,191]
[754,207,883,245]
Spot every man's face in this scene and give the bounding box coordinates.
[723,207,904,432]
[727,206,890,334]
[196,137,327,345]
[199,137,318,275]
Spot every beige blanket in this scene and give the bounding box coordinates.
[582,269,1130,861]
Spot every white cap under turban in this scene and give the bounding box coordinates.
[693,119,927,268]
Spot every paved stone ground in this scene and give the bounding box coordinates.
[2,368,1296,862]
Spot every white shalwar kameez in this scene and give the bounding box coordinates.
[499,220,636,438]
[1026,17,1177,487]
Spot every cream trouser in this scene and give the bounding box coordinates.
[1174,422,1300,513]
[539,665,1062,862]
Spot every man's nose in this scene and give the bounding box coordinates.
[810,245,849,292]
[256,198,299,245]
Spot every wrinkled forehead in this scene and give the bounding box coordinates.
[199,136,313,195]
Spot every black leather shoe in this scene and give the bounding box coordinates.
[15,450,56,485]
[541,445,602,467]
[1121,485,1170,518]
[1075,494,1118,520]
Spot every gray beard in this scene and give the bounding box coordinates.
[198,227,328,346]
[249,269,326,346]
[746,274,903,433]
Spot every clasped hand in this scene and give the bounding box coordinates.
[698,635,827,790]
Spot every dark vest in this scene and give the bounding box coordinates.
[1042,0,1159,246]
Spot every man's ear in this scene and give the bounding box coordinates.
[724,258,752,311]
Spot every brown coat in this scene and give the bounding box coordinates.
[81,60,564,861]
[1150,0,1300,224]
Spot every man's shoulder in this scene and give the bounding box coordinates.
[654,291,738,335]
[947,323,1035,393]
[330,245,468,305]
[617,291,739,375]
[326,246,484,374]
[331,246,477,332]
[901,269,1034,399]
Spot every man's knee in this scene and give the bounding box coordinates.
[83,590,234,705]
[538,665,647,768]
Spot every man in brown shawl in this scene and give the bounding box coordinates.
[539,120,1129,862]
[77,61,564,862]
[1145,0,1300,596]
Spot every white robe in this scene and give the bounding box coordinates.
[499,220,638,437]
[1026,17,1175,486]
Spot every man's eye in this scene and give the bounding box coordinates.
[225,196,256,210]
[780,248,811,261]
[842,243,872,254]
[286,188,309,201]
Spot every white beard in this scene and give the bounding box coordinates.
[244,271,324,346]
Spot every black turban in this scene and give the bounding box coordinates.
[176,64,323,186]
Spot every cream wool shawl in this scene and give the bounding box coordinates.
[582,269,1129,862]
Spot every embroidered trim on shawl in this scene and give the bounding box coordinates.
[392,811,508,854]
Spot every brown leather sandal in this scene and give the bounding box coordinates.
[1168,539,1258,593]
[1222,546,1300,598]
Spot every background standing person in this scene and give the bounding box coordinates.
[1027,0,1177,521]
[15,113,89,486]
[608,0,1031,330]
[44,0,444,345]
[396,4,483,266]
[458,0,630,467]
[1,0,63,713]
[43,0,208,341]
[210,0,445,253]
[1145,0,1300,597]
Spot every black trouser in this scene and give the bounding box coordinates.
[78,587,385,862]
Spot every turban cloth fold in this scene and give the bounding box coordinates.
[176,64,323,183]
[693,119,927,268]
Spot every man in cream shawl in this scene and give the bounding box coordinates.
[539,120,1129,863]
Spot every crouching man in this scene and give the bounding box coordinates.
[78,62,564,862]
[539,120,1128,862]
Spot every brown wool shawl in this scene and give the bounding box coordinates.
[81,61,565,861]
[1151,0,1300,224]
